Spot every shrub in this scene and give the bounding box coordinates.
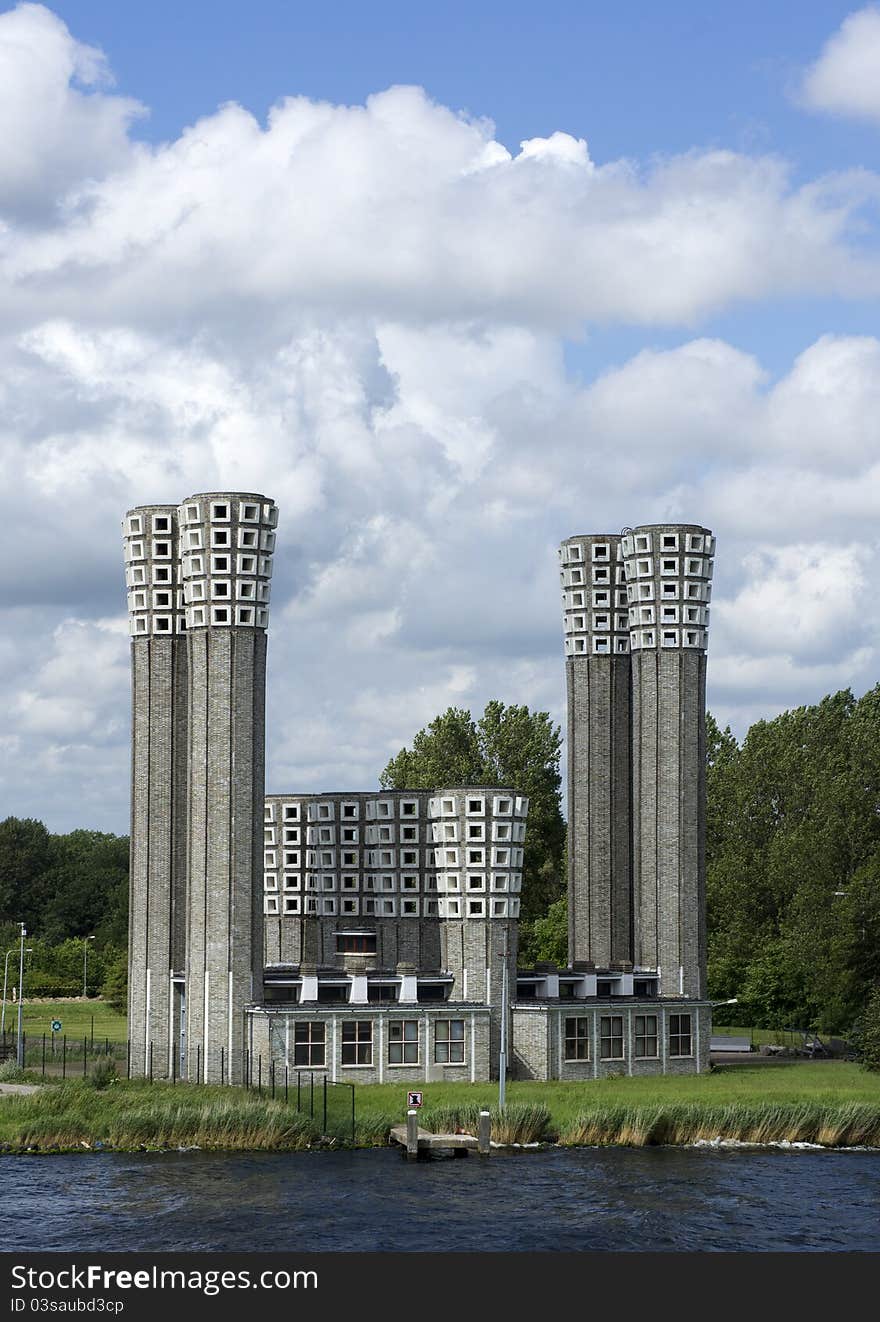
[0,1058,27,1083]
[855,985,880,1072]
[101,953,128,1015]
[87,1059,119,1090]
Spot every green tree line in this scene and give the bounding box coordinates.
[707,688,880,1035]
[0,819,128,1007]
[4,686,879,1038]
[388,692,880,1037]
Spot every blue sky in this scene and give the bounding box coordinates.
[49,2,868,166]
[51,0,880,378]
[2,2,880,831]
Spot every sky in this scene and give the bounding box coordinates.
[2,1,880,833]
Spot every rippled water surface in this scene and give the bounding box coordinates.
[2,1148,879,1252]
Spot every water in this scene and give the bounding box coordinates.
[2,1148,878,1252]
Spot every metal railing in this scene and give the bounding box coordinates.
[4,1033,356,1143]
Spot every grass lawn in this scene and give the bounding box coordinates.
[353,1063,880,1133]
[1,1063,878,1151]
[2,999,128,1046]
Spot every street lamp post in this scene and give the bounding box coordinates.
[498,929,509,1111]
[82,935,95,999]
[16,924,26,1069]
[2,945,33,1038]
[1,947,18,1036]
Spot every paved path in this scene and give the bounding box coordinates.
[0,1082,42,1095]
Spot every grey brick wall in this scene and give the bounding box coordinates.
[512,1001,711,1080]
[248,1005,492,1086]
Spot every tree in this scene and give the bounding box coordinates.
[101,950,128,1014]
[705,687,880,1033]
[519,895,567,966]
[39,830,129,946]
[0,817,55,930]
[381,701,565,922]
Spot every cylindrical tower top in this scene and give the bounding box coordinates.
[621,523,715,653]
[558,534,629,658]
[122,504,182,638]
[177,491,278,631]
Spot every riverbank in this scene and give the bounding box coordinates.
[1,1064,879,1153]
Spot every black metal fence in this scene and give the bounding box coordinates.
[3,1031,356,1142]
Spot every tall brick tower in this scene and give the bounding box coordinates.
[558,534,632,970]
[560,521,714,1001]
[178,492,278,1083]
[124,491,277,1083]
[622,523,714,997]
[123,505,188,1077]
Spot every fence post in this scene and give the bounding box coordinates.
[62,1035,67,1080]
[221,1047,225,1087]
[351,1083,355,1145]
[310,1071,314,1117]
[172,1045,177,1086]
[297,1071,301,1111]
[126,1038,131,1080]
[478,1110,491,1155]
[285,1063,289,1104]
[42,1034,46,1079]
[323,1076,327,1133]
[271,1059,275,1100]
[83,1037,88,1079]
[258,1055,262,1096]
[148,1041,153,1084]
[195,1043,200,1085]
[244,1048,250,1091]
[406,1108,419,1159]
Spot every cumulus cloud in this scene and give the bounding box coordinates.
[2,8,880,829]
[2,27,880,331]
[800,6,880,124]
[0,4,143,219]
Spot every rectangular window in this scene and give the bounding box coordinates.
[293,1022,325,1067]
[564,1017,590,1061]
[669,1013,693,1057]
[600,1015,624,1060]
[635,1014,658,1058]
[335,933,377,955]
[341,1020,372,1065]
[388,1019,419,1064]
[434,1019,465,1064]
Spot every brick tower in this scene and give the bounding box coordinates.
[558,534,632,970]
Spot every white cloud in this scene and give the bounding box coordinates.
[2,9,880,829]
[0,4,143,219]
[1,22,880,332]
[801,6,880,124]
[720,543,870,661]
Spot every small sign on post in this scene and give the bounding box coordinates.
[51,1020,62,1033]
[407,1090,423,1108]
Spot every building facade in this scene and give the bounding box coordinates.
[124,500,713,1084]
